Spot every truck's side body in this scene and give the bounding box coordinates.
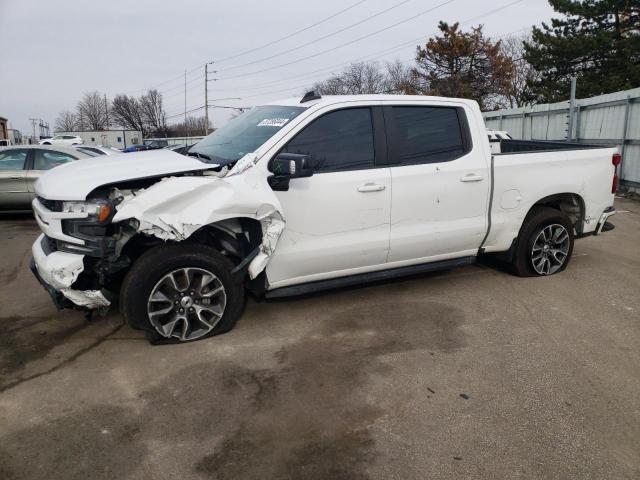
[28,94,618,343]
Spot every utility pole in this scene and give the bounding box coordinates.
[184,68,188,140]
[29,118,37,140]
[567,76,577,142]
[204,63,210,135]
[104,94,109,130]
[204,61,216,135]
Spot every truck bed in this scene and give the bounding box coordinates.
[496,139,612,154]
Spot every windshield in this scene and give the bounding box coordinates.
[189,105,306,165]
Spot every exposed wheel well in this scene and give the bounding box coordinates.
[120,217,263,267]
[530,193,585,234]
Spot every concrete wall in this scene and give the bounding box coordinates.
[483,87,640,190]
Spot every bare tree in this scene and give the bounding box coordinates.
[168,116,211,137]
[500,34,540,108]
[313,60,419,95]
[313,61,388,94]
[384,60,419,94]
[76,91,108,130]
[140,89,167,136]
[111,95,146,136]
[54,110,77,132]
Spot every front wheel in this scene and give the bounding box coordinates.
[120,244,245,344]
[512,207,575,277]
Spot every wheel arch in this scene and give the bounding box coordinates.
[529,192,585,235]
[120,216,263,267]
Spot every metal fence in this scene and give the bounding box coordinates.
[483,87,640,191]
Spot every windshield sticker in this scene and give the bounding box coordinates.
[257,118,290,128]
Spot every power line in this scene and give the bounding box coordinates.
[217,0,413,73]
[122,1,367,95]
[213,0,529,95]
[166,105,205,119]
[215,0,457,82]
[228,0,531,100]
[125,65,204,96]
[215,0,369,64]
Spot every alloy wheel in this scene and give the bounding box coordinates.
[531,224,570,275]
[147,267,226,341]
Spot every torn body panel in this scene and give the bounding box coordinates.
[112,157,285,279]
[32,234,111,309]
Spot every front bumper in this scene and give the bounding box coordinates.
[31,233,111,310]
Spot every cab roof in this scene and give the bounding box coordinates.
[265,93,479,109]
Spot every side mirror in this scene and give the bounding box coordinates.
[268,153,314,191]
[270,153,314,179]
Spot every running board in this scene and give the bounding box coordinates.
[265,256,476,299]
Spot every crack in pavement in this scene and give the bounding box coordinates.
[0,323,124,394]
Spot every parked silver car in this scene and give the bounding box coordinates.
[0,145,91,211]
[74,145,122,156]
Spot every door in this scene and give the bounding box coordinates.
[25,149,79,199]
[266,107,391,287]
[384,105,490,263]
[0,148,30,210]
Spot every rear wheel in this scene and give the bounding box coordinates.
[512,207,574,277]
[120,244,245,344]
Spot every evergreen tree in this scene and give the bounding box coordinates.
[524,0,640,102]
[413,22,514,110]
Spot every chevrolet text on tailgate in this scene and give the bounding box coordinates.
[31,93,618,344]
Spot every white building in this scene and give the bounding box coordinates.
[57,130,142,149]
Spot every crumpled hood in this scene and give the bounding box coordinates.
[35,149,217,200]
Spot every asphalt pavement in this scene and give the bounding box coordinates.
[1,198,639,480]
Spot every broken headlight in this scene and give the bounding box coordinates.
[58,200,116,257]
[62,201,112,222]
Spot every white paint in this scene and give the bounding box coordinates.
[32,234,111,308]
[60,288,110,308]
[112,154,284,280]
[35,149,216,201]
[30,94,619,309]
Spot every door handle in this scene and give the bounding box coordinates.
[8,176,22,180]
[357,183,386,193]
[460,174,484,182]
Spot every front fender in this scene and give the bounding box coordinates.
[112,163,284,279]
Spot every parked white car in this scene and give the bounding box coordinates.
[39,135,83,146]
[30,93,618,344]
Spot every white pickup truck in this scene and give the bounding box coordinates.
[30,93,619,344]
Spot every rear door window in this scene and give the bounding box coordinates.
[33,150,77,170]
[387,106,468,165]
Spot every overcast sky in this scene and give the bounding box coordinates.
[0,0,556,134]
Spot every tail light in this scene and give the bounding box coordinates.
[612,153,621,193]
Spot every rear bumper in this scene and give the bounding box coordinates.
[595,206,616,235]
[31,233,111,310]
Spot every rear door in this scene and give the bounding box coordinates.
[384,103,490,263]
[0,148,30,210]
[266,106,391,287]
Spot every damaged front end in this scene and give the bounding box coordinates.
[31,154,286,312]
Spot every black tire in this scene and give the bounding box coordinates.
[120,243,245,344]
[511,206,575,277]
